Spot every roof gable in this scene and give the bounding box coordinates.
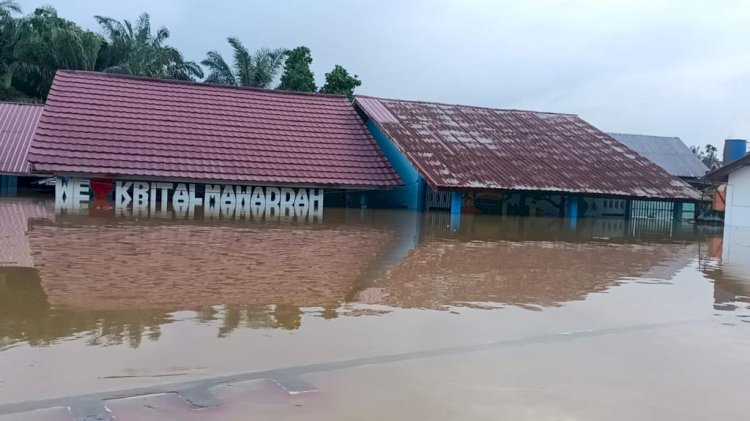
[28,71,400,188]
[356,95,699,200]
[608,133,708,178]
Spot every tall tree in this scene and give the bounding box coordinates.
[6,7,101,99]
[0,0,21,98]
[278,46,316,92]
[202,37,286,88]
[94,13,203,81]
[319,65,361,100]
[0,1,20,14]
[690,144,720,168]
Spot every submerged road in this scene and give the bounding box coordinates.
[0,318,712,420]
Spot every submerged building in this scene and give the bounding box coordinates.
[4,70,701,222]
[608,133,709,220]
[355,96,700,222]
[0,102,43,196]
[27,70,400,217]
[706,139,749,227]
[608,133,708,183]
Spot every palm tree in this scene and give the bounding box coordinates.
[0,0,20,14]
[95,13,203,81]
[0,0,20,90]
[202,37,286,88]
[6,7,101,99]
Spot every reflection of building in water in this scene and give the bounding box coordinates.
[420,212,699,242]
[0,200,703,348]
[0,211,401,347]
[360,239,698,310]
[700,230,750,313]
[0,199,53,267]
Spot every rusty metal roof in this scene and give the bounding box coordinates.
[356,95,700,200]
[0,102,43,174]
[28,71,400,188]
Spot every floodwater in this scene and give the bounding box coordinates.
[0,198,749,420]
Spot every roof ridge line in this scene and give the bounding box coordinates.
[0,101,44,107]
[355,94,578,116]
[55,70,351,100]
[608,132,681,140]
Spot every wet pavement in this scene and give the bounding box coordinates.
[0,198,748,420]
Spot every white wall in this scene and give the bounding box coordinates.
[725,166,750,227]
[722,226,750,275]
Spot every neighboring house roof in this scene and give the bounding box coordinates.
[705,152,750,182]
[0,102,43,175]
[608,133,708,178]
[28,70,400,188]
[355,95,700,200]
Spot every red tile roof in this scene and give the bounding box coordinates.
[356,95,700,200]
[0,102,43,175]
[28,71,400,188]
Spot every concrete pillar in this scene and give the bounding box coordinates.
[450,191,462,231]
[360,193,367,209]
[567,196,578,230]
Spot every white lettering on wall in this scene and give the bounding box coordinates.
[55,178,91,213]
[55,177,325,220]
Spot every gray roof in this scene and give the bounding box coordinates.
[608,133,709,178]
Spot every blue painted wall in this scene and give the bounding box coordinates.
[0,175,18,196]
[364,119,425,210]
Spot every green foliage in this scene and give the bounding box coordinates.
[94,13,203,81]
[0,5,362,101]
[0,1,20,14]
[0,1,20,90]
[278,46,316,92]
[7,7,102,99]
[319,65,361,100]
[202,37,286,88]
[691,144,720,167]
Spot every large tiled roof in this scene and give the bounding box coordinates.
[28,71,400,188]
[356,95,700,200]
[0,102,43,174]
[608,133,708,178]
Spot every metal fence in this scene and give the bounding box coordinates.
[630,200,674,220]
[425,189,451,210]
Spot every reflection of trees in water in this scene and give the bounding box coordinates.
[216,304,304,337]
[83,312,165,348]
[0,267,169,348]
[0,269,322,348]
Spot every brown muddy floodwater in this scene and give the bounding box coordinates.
[0,198,749,420]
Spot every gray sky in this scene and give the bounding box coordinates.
[18,0,750,151]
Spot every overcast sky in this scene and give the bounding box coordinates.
[17,0,750,151]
